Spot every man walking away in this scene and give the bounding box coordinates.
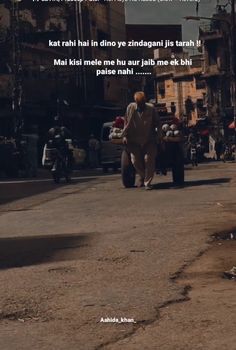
[123,91,159,190]
[48,116,73,172]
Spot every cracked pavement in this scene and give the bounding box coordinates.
[0,163,235,350]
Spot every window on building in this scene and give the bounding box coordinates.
[192,58,202,68]
[158,81,165,98]
[196,99,203,108]
[195,78,206,90]
[207,42,217,65]
[97,30,110,51]
[98,0,108,4]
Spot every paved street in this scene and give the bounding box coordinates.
[0,163,236,350]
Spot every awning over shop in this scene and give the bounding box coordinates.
[228,121,235,129]
[155,73,173,81]
[173,74,194,82]
[200,129,209,136]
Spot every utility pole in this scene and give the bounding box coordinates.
[11,0,23,137]
[74,2,82,90]
[74,2,87,103]
[231,0,236,155]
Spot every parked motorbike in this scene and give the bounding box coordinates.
[43,136,72,183]
[222,144,234,162]
[190,144,198,167]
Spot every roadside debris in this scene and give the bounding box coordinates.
[223,266,236,280]
[130,250,145,253]
[214,231,236,240]
[216,202,224,207]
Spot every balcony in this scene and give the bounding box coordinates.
[199,22,224,41]
[202,65,224,78]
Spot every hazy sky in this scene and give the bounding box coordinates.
[125,1,217,43]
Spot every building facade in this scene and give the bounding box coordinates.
[199,6,234,136]
[154,49,206,126]
[0,1,127,138]
[126,24,182,101]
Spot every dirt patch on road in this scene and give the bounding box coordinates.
[102,227,236,350]
[179,227,236,288]
[158,227,236,349]
[165,228,236,349]
[0,295,53,323]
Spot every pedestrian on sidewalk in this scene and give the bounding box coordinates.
[123,91,159,190]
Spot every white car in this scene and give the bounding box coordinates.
[100,122,123,172]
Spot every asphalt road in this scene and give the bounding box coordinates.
[0,163,235,350]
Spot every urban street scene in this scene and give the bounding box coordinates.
[0,0,236,349]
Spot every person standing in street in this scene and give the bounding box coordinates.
[88,134,100,169]
[170,102,176,116]
[185,96,195,124]
[215,138,223,161]
[123,91,159,190]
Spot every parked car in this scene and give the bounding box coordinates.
[100,122,123,172]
